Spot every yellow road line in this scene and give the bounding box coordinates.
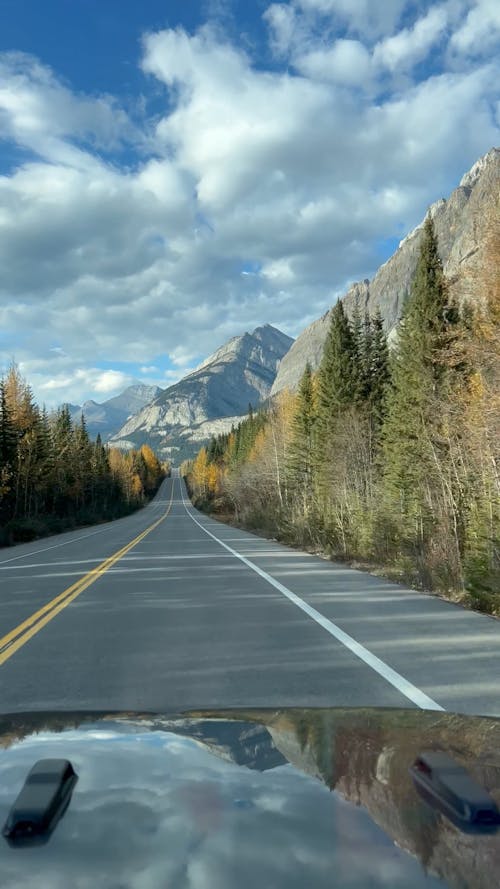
[0,478,175,666]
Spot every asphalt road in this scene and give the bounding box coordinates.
[0,471,499,716]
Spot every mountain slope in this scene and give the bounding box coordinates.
[110,325,293,458]
[70,383,162,441]
[272,147,500,395]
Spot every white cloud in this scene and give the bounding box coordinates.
[450,0,500,54]
[264,4,299,56]
[18,365,135,406]
[294,0,410,38]
[0,9,499,407]
[261,258,296,283]
[0,52,134,169]
[93,370,133,393]
[373,5,449,71]
[296,39,372,84]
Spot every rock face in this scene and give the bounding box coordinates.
[70,383,162,441]
[109,325,293,459]
[265,709,500,889]
[271,147,500,395]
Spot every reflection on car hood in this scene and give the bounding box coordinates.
[0,708,499,888]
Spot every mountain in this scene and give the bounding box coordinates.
[109,324,293,460]
[271,147,500,395]
[69,383,162,441]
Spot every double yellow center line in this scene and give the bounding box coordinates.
[0,479,175,666]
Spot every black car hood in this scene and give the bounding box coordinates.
[0,707,499,888]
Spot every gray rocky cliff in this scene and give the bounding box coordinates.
[271,147,500,395]
[109,324,293,459]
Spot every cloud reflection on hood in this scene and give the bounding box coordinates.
[0,723,444,889]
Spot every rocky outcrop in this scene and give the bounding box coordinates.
[272,147,500,395]
[109,325,293,459]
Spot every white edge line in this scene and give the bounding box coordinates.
[179,476,445,713]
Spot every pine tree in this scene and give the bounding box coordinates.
[287,363,316,514]
[317,302,358,420]
[0,379,18,469]
[0,379,18,522]
[380,215,456,551]
[31,406,54,516]
[349,298,366,405]
[51,405,75,515]
[314,301,359,500]
[368,307,390,427]
[74,414,93,510]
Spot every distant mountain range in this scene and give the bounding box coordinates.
[68,383,162,441]
[109,324,293,460]
[271,147,500,395]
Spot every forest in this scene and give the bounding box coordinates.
[184,217,499,615]
[0,366,167,546]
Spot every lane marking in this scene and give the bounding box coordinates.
[179,479,445,712]
[0,483,169,566]
[0,479,175,666]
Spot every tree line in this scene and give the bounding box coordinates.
[184,217,499,614]
[0,366,167,544]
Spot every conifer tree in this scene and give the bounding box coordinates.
[287,362,316,512]
[380,215,455,540]
[314,301,358,499]
[0,379,17,522]
[368,307,390,427]
[349,298,366,405]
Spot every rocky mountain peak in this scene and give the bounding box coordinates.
[109,324,294,460]
[271,147,500,396]
[459,146,500,189]
[69,383,162,441]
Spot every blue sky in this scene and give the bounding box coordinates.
[0,0,499,406]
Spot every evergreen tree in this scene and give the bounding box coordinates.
[32,407,54,516]
[314,301,359,499]
[380,215,455,540]
[0,379,18,469]
[287,362,316,512]
[0,379,18,522]
[368,307,390,426]
[349,298,366,404]
[51,405,75,515]
[74,414,93,509]
[316,302,358,423]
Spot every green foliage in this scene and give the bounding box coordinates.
[316,301,358,426]
[287,362,316,516]
[380,216,458,530]
[0,380,18,521]
[0,368,165,545]
[185,216,498,607]
[367,307,390,426]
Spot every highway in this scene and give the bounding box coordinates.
[0,471,499,716]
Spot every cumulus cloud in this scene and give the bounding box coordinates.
[296,39,372,84]
[0,52,134,168]
[450,0,500,54]
[16,363,136,405]
[373,5,449,71]
[294,0,410,38]
[0,3,499,406]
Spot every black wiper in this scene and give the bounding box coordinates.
[410,750,500,834]
[2,758,78,846]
